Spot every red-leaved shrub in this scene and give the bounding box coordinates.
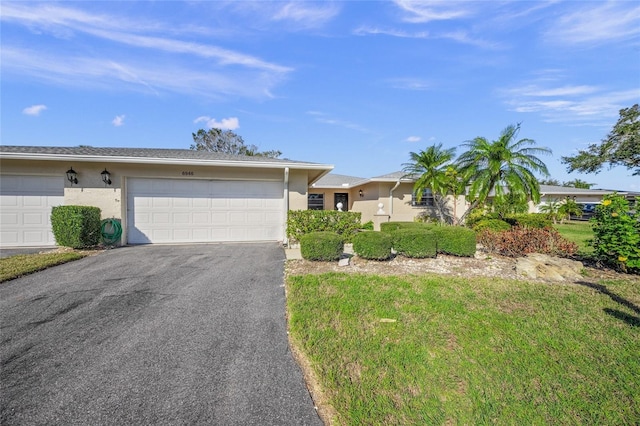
[477,226,578,258]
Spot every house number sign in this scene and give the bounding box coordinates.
[181,171,194,176]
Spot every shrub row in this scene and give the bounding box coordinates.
[466,212,552,229]
[300,223,477,261]
[287,210,363,243]
[477,227,578,258]
[51,205,102,248]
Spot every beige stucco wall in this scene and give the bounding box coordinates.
[1,158,314,244]
[349,182,467,225]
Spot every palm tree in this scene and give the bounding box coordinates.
[558,198,583,222]
[402,144,457,223]
[457,124,551,222]
[539,197,562,224]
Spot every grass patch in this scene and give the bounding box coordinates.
[0,251,87,282]
[287,273,640,425]
[554,221,594,255]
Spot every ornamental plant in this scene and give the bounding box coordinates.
[590,194,640,273]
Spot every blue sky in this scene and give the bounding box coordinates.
[2,1,639,191]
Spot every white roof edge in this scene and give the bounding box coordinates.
[0,152,333,170]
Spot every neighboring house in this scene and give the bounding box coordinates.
[0,146,332,247]
[535,185,634,212]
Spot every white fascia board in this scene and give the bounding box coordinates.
[0,152,333,171]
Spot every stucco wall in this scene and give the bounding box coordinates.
[0,158,315,245]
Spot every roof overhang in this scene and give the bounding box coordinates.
[0,151,334,184]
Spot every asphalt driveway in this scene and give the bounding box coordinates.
[0,243,322,425]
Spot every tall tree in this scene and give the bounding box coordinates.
[190,128,282,158]
[456,124,551,221]
[562,104,640,175]
[562,179,593,189]
[402,144,457,223]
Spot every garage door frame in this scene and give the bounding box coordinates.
[126,177,285,244]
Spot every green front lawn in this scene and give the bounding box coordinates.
[0,251,87,282]
[287,273,640,425]
[554,220,594,255]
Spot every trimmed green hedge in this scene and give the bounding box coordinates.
[380,222,433,233]
[391,229,437,258]
[504,213,552,229]
[473,219,511,232]
[300,232,344,261]
[431,226,477,257]
[353,231,392,260]
[288,210,362,243]
[51,205,101,248]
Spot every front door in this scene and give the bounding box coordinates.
[334,193,349,211]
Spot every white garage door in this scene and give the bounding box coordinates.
[0,175,64,247]
[127,178,284,244]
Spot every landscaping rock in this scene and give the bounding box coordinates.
[338,257,350,267]
[516,253,584,282]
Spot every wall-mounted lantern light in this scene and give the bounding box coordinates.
[101,168,112,185]
[66,167,78,185]
[359,189,364,198]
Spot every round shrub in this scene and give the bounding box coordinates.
[353,231,392,260]
[431,226,477,257]
[299,232,344,261]
[392,229,437,258]
[51,205,101,248]
[473,219,511,233]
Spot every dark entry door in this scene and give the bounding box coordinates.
[334,193,348,211]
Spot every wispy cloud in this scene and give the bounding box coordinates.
[272,2,340,29]
[3,47,284,99]
[353,25,501,49]
[194,116,240,130]
[1,3,291,98]
[307,111,370,133]
[386,78,432,91]
[501,74,640,126]
[545,1,640,46]
[22,104,47,116]
[393,0,474,23]
[112,115,125,127]
[406,136,421,143]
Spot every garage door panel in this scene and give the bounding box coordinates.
[127,178,284,243]
[23,213,45,225]
[0,175,64,247]
[193,212,210,224]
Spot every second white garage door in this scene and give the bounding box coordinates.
[127,178,284,244]
[0,175,64,247]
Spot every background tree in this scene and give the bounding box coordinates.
[490,192,529,217]
[538,178,561,186]
[456,124,551,222]
[558,199,582,223]
[538,198,562,224]
[190,128,282,158]
[402,144,457,223]
[562,179,593,189]
[562,104,640,176]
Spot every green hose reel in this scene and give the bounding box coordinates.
[100,218,123,245]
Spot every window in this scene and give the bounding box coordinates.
[308,193,324,210]
[411,188,434,207]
